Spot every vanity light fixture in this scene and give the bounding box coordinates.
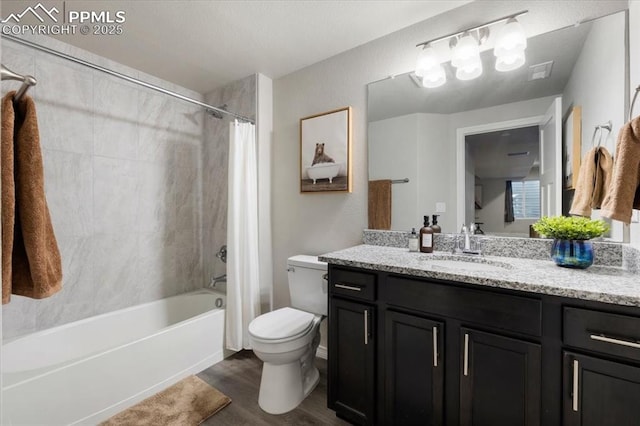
[415,10,528,86]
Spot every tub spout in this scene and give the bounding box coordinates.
[209,273,227,288]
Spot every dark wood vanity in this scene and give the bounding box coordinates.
[327,263,640,426]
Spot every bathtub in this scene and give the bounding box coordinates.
[307,162,341,184]
[2,289,228,425]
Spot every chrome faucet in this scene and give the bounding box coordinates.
[456,223,482,255]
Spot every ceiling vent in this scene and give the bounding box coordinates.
[527,60,553,81]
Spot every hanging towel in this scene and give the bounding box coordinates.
[2,93,17,304]
[2,92,62,304]
[569,146,613,217]
[368,180,392,230]
[600,117,640,224]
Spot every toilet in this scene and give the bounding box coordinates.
[248,255,328,414]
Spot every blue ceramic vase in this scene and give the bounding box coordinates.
[550,239,594,269]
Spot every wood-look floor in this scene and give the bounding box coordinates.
[198,350,350,425]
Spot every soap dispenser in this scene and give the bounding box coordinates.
[431,215,442,233]
[408,228,419,252]
[419,216,434,253]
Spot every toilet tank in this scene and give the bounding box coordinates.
[287,255,328,316]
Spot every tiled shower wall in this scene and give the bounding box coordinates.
[1,36,204,339]
[202,76,257,290]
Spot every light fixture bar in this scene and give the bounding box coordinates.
[416,10,528,48]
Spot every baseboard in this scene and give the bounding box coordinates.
[316,345,328,360]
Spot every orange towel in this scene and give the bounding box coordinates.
[1,92,62,304]
[569,146,613,217]
[368,180,392,230]
[2,93,16,303]
[600,117,640,224]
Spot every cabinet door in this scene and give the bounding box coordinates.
[459,328,541,426]
[563,351,640,426]
[328,297,375,425]
[384,310,444,425]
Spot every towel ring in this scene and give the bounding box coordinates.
[630,85,640,122]
[592,121,612,148]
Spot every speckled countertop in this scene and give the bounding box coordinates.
[319,245,640,307]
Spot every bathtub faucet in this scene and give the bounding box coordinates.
[209,273,227,288]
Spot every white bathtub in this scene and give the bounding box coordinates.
[307,162,341,184]
[2,289,228,425]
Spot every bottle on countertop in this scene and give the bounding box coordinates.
[419,216,434,253]
[408,228,419,252]
[431,215,441,233]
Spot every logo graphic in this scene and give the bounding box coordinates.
[1,3,59,24]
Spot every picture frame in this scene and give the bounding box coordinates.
[300,107,352,193]
[564,106,582,189]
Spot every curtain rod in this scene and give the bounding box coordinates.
[2,34,255,124]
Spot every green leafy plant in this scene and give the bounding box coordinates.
[532,216,610,240]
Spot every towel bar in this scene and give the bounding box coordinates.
[1,64,37,101]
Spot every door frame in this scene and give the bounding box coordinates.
[456,116,544,227]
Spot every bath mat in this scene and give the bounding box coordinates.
[99,375,231,426]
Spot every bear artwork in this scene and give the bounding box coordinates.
[311,143,335,165]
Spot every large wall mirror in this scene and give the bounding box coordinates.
[367,10,627,240]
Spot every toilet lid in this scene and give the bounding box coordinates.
[249,307,315,340]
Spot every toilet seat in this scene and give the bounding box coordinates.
[249,307,315,342]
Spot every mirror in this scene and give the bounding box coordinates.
[367,10,627,240]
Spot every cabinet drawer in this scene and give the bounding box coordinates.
[564,307,640,362]
[385,275,542,336]
[330,267,377,301]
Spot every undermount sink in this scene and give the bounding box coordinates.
[421,254,513,273]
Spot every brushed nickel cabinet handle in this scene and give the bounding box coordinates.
[590,334,640,349]
[433,326,438,367]
[572,359,579,412]
[463,333,469,376]
[335,283,362,292]
[364,309,369,345]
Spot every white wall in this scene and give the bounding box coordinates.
[369,113,450,232]
[563,12,626,159]
[417,114,453,231]
[562,11,626,241]
[368,114,419,231]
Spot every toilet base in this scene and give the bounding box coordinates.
[257,361,320,415]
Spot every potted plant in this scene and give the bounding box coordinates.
[532,216,610,269]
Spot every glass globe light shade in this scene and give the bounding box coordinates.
[495,50,526,72]
[451,33,480,69]
[494,18,527,57]
[415,45,441,77]
[455,55,483,80]
[422,64,446,88]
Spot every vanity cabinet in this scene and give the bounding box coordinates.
[562,307,640,426]
[327,263,640,425]
[328,267,377,425]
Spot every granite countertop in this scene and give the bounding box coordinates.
[319,245,640,307]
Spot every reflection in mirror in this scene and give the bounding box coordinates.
[367,10,626,240]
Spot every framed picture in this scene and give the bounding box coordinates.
[564,106,582,189]
[300,107,352,193]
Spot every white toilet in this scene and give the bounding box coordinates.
[248,255,328,415]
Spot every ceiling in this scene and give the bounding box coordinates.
[0,0,471,93]
[368,20,592,121]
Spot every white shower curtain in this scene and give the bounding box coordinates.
[226,120,261,351]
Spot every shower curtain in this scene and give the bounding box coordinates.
[226,121,261,351]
